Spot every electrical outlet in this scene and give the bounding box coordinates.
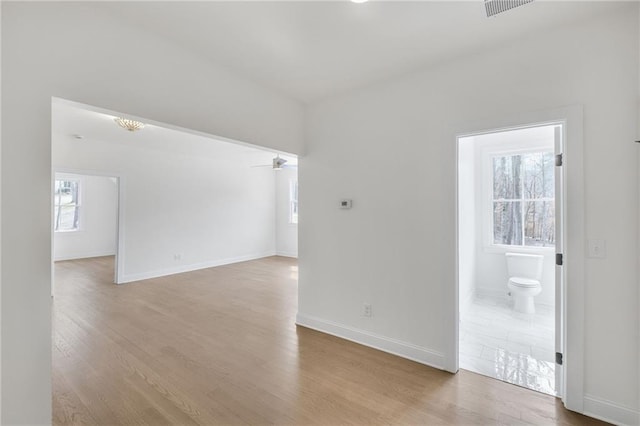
[363,303,372,317]
[174,253,182,261]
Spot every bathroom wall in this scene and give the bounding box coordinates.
[458,139,476,312]
[475,250,555,306]
[458,127,556,308]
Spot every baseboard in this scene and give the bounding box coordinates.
[54,250,116,262]
[275,251,298,258]
[584,394,639,426]
[460,289,474,313]
[475,287,510,301]
[296,313,445,370]
[474,287,556,309]
[119,251,276,284]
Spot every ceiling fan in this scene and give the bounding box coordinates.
[252,155,297,171]
[484,0,534,17]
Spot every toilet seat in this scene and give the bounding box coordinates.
[509,277,541,288]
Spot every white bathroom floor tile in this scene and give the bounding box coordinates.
[531,346,556,364]
[460,341,484,358]
[497,340,533,356]
[459,296,556,396]
[459,321,511,340]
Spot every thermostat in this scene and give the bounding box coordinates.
[340,199,352,209]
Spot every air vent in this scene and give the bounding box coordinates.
[485,0,534,17]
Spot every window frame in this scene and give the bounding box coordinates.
[289,178,298,225]
[482,145,555,253]
[53,177,83,233]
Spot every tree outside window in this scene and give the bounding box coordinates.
[54,180,80,232]
[492,152,554,247]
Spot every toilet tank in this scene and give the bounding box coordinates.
[505,253,544,280]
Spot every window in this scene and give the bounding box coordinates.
[289,179,298,224]
[492,151,554,247]
[54,179,81,232]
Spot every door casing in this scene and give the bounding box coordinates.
[451,105,584,412]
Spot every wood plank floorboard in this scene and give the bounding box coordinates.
[53,256,606,425]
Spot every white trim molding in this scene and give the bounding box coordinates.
[479,139,556,252]
[119,252,276,284]
[296,314,445,370]
[54,250,116,262]
[583,394,640,426]
[474,287,510,302]
[275,251,298,258]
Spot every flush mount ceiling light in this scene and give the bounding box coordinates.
[484,0,534,17]
[114,117,145,132]
[351,0,369,3]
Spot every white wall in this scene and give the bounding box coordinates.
[53,173,118,262]
[457,139,475,312]
[1,2,303,423]
[300,5,638,424]
[276,168,298,258]
[638,4,640,420]
[53,128,277,283]
[0,2,3,420]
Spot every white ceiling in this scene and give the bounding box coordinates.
[100,1,627,103]
[52,100,297,165]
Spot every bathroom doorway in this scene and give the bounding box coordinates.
[456,123,564,396]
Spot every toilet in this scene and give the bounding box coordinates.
[505,253,544,314]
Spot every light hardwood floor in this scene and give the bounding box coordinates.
[53,256,605,425]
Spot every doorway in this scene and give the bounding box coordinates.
[52,171,123,293]
[456,123,564,396]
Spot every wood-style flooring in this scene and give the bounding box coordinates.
[53,256,605,425]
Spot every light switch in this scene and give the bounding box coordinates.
[588,239,606,258]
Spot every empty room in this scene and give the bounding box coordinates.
[1,1,639,425]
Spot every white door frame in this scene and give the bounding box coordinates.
[450,105,585,412]
[51,168,126,291]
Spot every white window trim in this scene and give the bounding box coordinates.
[481,144,555,254]
[54,176,84,233]
[289,179,298,225]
